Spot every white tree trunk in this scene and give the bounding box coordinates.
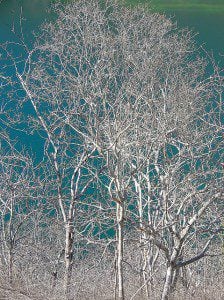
[142,248,150,299]
[161,265,174,300]
[117,202,124,300]
[64,222,74,300]
[8,246,13,285]
[135,178,150,298]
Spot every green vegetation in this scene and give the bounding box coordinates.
[125,0,224,12]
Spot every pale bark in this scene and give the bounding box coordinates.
[8,246,13,285]
[161,265,174,300]
[1,1,223,298]
[134,177,150,298]
[64,222,74,300]
[117,202,124,300]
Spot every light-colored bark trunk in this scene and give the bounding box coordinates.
[161,265,174,300]
[134,177,150,299]
[64,222,74,300]
[139,222,151,299]
[8,246,13,285]
[142,250,150,299]
[161,235,181,300]
[117,202,124,300]
[114,254,118,300]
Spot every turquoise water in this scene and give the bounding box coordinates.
[0,0,52,42]
[169,10,224,64]
[0,1,223,61]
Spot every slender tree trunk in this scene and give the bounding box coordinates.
[8,246,13,285]
[143,249,150,299]
[161,265,174,300]
[134,177,150,299]
[139,234,150,299]
[64,221,74,300]
[114,253,118,300]
[117,202,124,300]
[171,268,178,292]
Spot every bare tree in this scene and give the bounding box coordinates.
[1,18,100,300]
[0,140,40,285]
[126,43,224,299]
[0,1,223,300]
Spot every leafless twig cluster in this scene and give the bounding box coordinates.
[0,1,223,299]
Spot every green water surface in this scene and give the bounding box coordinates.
[129,0,224,12]
[0,0,223,60]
